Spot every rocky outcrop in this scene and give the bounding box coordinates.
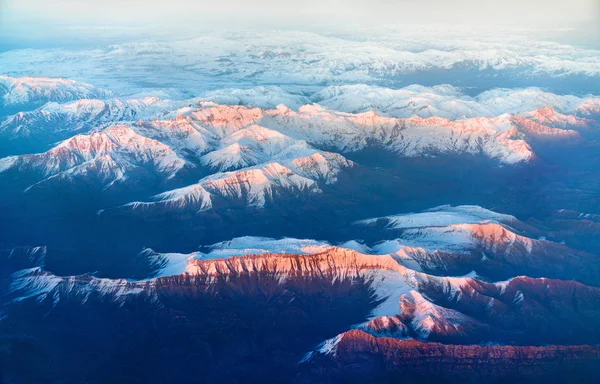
[301,330,600,383]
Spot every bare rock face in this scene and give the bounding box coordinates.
[300,330,600,383]
[546,210,600,254]
[412,275,600,345]
[3,242,600,383]
[1,250,383,384]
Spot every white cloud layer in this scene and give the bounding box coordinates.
[1,30,599,98]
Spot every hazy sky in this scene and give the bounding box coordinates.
[1,0,599,47]
[3,0,599,24]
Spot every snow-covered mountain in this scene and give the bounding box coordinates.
[576,99,600,119]
[72,206,600,306]
[0,115,355,208]
[5,85,599,214]
[199,84,600,121]
[6,95,597,165]
[3,77,598,162]
[0,75,112,113]
[302,329,600,383]
[4,202,600,382]
[117,149,352,214]
[175,103,535,164]
[358,205,519,229]
[0,125,191,191]
[311,84,600,119]
[0,242,472,313]
[201,86,310,110]
[7,80,596,124]
[2,97,175,136]
[200,125,308,171]
[3,29,600,97]
[306,270,600,380]
[0,245,47,275]
[2,24,600,384]
[209,105,534,164]
[0,96,196,156]
[9,267,150,305]
[187,100,598,161]
[8,233,600,347]
[521,107,595,129]
[356,205,600,284]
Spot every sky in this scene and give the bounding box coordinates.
[1,0,599,48]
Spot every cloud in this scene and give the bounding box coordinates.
[1,29,599,97]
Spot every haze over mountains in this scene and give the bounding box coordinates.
[3,27,600,98]
[1,23,600,383]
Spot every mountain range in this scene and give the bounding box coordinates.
[1,72,599,383]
